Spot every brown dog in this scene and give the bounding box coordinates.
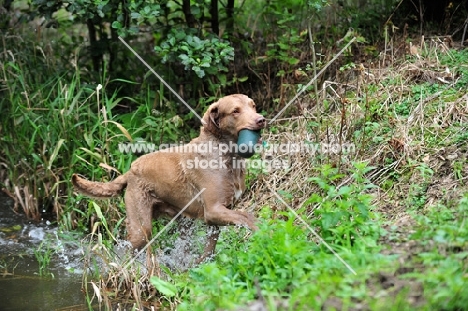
[72,94,266,261]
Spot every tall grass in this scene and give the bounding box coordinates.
[0,21,197,235]
[2,61,112,225]
[1,32,138,234]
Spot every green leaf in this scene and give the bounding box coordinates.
[288,57,300,65]
[175,30,186,40]
[47,138,65,170]
[150,276,177,297]
[180,45,190,53]
[130,12,141,19]
[278,190,293,200]
[218,74,227,85]
[169,36,176,46]
[91,201,117,242]
[92,201,106,224]
[192,66,205,78]
[111,21,122,29]
[179,54,189,61]
[190,5,200,15]
[337,185,352,197]
[144,118,157,127]
[321,211,341,229]
[278,42,290,50]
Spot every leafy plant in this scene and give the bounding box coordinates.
[176,203,391,310]
[155,28,234,80]
[305,162,380,246]
[150,276,177,298]
[407,194,468,309]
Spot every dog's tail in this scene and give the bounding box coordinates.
[71,174,128,198]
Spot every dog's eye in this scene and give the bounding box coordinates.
[233,108,240,114]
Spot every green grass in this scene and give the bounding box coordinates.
[167,192,468,310]
[176,219,389,310]
[0,30,192,233]
[407,196,468,309]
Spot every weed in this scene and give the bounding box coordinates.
[406,163,434,210]
[177,209,394,310]
[0,258,17,277]
[304,162,380,247]
[452,161,464,183]
[406,195,468,309]
[34,240,54,277]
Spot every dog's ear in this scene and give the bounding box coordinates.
[203,102,221,136]
[209,106,219,127]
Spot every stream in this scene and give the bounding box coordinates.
[0,192,216,310]
[0,193,87,311]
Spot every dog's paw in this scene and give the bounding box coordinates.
[239,211,258,231]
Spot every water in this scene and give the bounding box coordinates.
[156,217,218,271]
[84,217,217,275]
[0,193,223,310]
[0,194,87,311]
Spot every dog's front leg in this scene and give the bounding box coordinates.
[202,189,258,230]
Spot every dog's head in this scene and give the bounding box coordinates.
[203,94,266,141]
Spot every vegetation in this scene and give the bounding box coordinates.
[1,0,468,309]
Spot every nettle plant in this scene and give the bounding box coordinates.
[155,29,234,80]
[304,162,380,247]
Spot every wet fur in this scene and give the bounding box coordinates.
[72,94,266,261]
